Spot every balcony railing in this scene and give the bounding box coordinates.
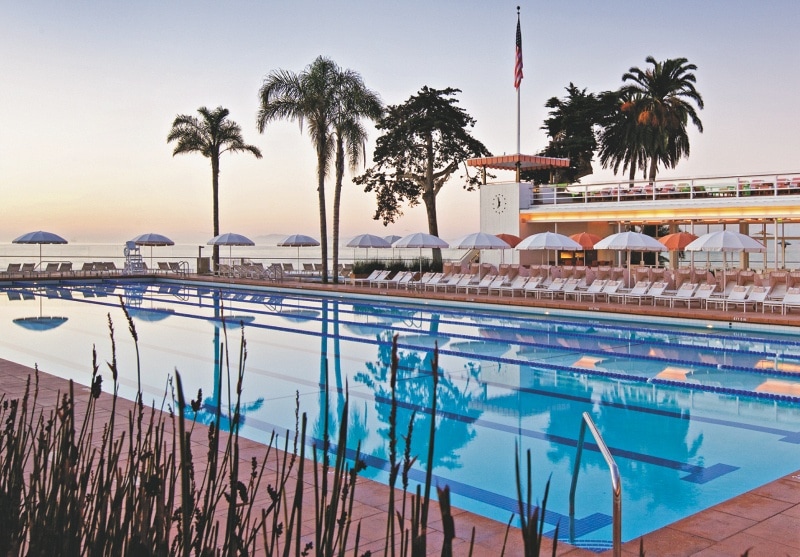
[529,173,800,207]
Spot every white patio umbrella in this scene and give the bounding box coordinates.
[684,230,766,290]
[207,233,255,273]
[383,235,402,260]
[393,232,449,275]
[12,230,68,270]
[516,232,583,265]
[278,234,320,269]
[594,231,666,284]
[131,232,174,267]
[346,233,392,261]
[452,232,510,272]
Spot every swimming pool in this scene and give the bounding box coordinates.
[2,279,800,551]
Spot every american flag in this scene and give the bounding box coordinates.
[514,16,523,89]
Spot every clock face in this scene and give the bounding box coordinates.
[491,193,507,214]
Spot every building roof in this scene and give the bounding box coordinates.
[466,153,570,170]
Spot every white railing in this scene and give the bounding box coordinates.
[528,172,800,207]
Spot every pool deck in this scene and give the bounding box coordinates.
[2,275,800,555]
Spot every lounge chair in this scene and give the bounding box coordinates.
[377,271,413,289]
[654,283,697,307]
[707,285,752,311]
[521,276,546,298]
[485,274,510,294]
[671,283,716,308]
[43,262,60,275]
[576,279,608,302]
[763,287,800,314]
[724,285,769,312]
[538,277,567,300]
[58,262,73,275]
[493,275,529,297]
[433,273,465,293]
[20,263,35,276]
[406,272,436,290]
[619,281,668,305]
[2,263,21,276]
[461,274,496,295]
[453,274,480,293]
[353,269,383,286]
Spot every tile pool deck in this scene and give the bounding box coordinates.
[2,274,800,555]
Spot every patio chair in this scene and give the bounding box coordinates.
[420,273,447,291]
[521,276,547,298]
[433,273,466,293]
[2,263,21,276]
[707,285,752,311]
[405,271,436,290]
[364,269,391,287]
[672,283,717,309]
[595,280,623,303]
[538,277,567,300]
[493,275,529,297]
[43,262,60,275]
[724,285,769,312]
[376,271,412,289]
[763,287,800,314]
[460,273,496,295]
[654,283,697,306]
[576,279,608,302]
[620,281,667,305]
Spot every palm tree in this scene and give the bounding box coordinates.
[618,56,704,181]
[598,90,649,182]
[167,106,262,269]
[257,56,344,283]
[331,71,382,283]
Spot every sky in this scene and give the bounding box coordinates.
[2,0,799,244]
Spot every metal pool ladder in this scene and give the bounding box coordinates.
[569,411,622,557]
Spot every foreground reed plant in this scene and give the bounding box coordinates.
[0,298,572,556]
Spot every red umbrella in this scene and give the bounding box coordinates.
[495,233,522,247]
[569,232,602,250]
[658,232,698,250]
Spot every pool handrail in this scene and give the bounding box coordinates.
[569,411,621,557]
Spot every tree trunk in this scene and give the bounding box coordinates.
[648,156,658,183]
[332,139,345,284]
[423,189,441,269]
[211,155,220,270]
[423,133,442,269]
[317,148,329,284]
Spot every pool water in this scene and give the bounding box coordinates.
[2,279,800,551]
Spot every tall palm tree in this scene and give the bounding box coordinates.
[257,56,343,283]
[331,71,382,283]
[167,106,262,269]
[619,56,704,181]
[598,90,648,182]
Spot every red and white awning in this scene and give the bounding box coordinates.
[466,153,569,171]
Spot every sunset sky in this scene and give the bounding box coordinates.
[2,0,798,244]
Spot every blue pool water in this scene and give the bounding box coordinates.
[2,278,800,551]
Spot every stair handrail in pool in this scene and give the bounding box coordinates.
[569,411,622,556]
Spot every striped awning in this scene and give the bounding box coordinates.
[466,153,570,170]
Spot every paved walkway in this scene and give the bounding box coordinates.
[2,275,800,555]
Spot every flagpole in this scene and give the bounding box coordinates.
[514,6,523,183]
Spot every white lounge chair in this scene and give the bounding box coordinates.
[724,285,769,312]
[672,283,716,309]
[461,274,497,295]
[654,283,697,307]
[763,287,800,314]
[577,279,608,302]
[707,285,752,311]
